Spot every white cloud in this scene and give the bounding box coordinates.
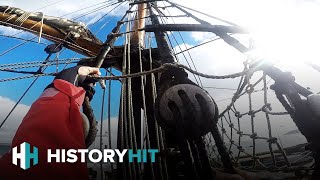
[190,32,215,42]
[0,96,30,144]
[0,0,128,35]
[171,0,320,65]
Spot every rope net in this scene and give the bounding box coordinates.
[203,65,312,172]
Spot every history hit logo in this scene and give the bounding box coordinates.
[12,142,39,170]
[10,142,158,170]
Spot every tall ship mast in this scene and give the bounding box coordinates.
[0,0,320,179]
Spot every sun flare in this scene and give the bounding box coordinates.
[246,1,320,65]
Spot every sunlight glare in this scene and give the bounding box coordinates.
[244,1,320,65]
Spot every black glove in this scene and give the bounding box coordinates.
[46,66,100,96]
[54,66,86,86]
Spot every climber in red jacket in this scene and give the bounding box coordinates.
[0,66,100,180]
[0,65,258,180]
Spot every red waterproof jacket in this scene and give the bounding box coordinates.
[0,79,89,180]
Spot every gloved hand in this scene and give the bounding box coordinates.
[54,66,101,86]
[54,66,101,101]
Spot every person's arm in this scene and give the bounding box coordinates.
[0,66,100,180]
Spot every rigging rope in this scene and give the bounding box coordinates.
[100,80,107,180]
[0,62,252,83]
[94,3,128,35]
[166,0,240,27]
[0,57,91,68]
[0,46,67,129]
[73,1,120,20]
[156,3,203,87]
[126,17,139,179]
[0,34,48,45]
[147,32,168,179]
[107,67,114,171]
[89,1,125,27]
[94,63,252,80]
[61,0,117,18]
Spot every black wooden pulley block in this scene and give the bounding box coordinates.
[155,77,219,140]
[44,44,63,54]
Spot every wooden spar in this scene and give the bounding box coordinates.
[130,3,147,47]
[0,13,103,57]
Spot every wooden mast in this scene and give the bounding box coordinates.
[127,1,148,149]
[130,3,147,47]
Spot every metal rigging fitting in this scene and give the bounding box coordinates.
[307,94,320,118]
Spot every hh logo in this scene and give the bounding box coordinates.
[12,142,38,170]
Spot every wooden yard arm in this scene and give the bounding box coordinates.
[0,6,103,57]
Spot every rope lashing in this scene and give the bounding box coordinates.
[0,57,93,68]
[91,63,252,80]
[0,62,252,83]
